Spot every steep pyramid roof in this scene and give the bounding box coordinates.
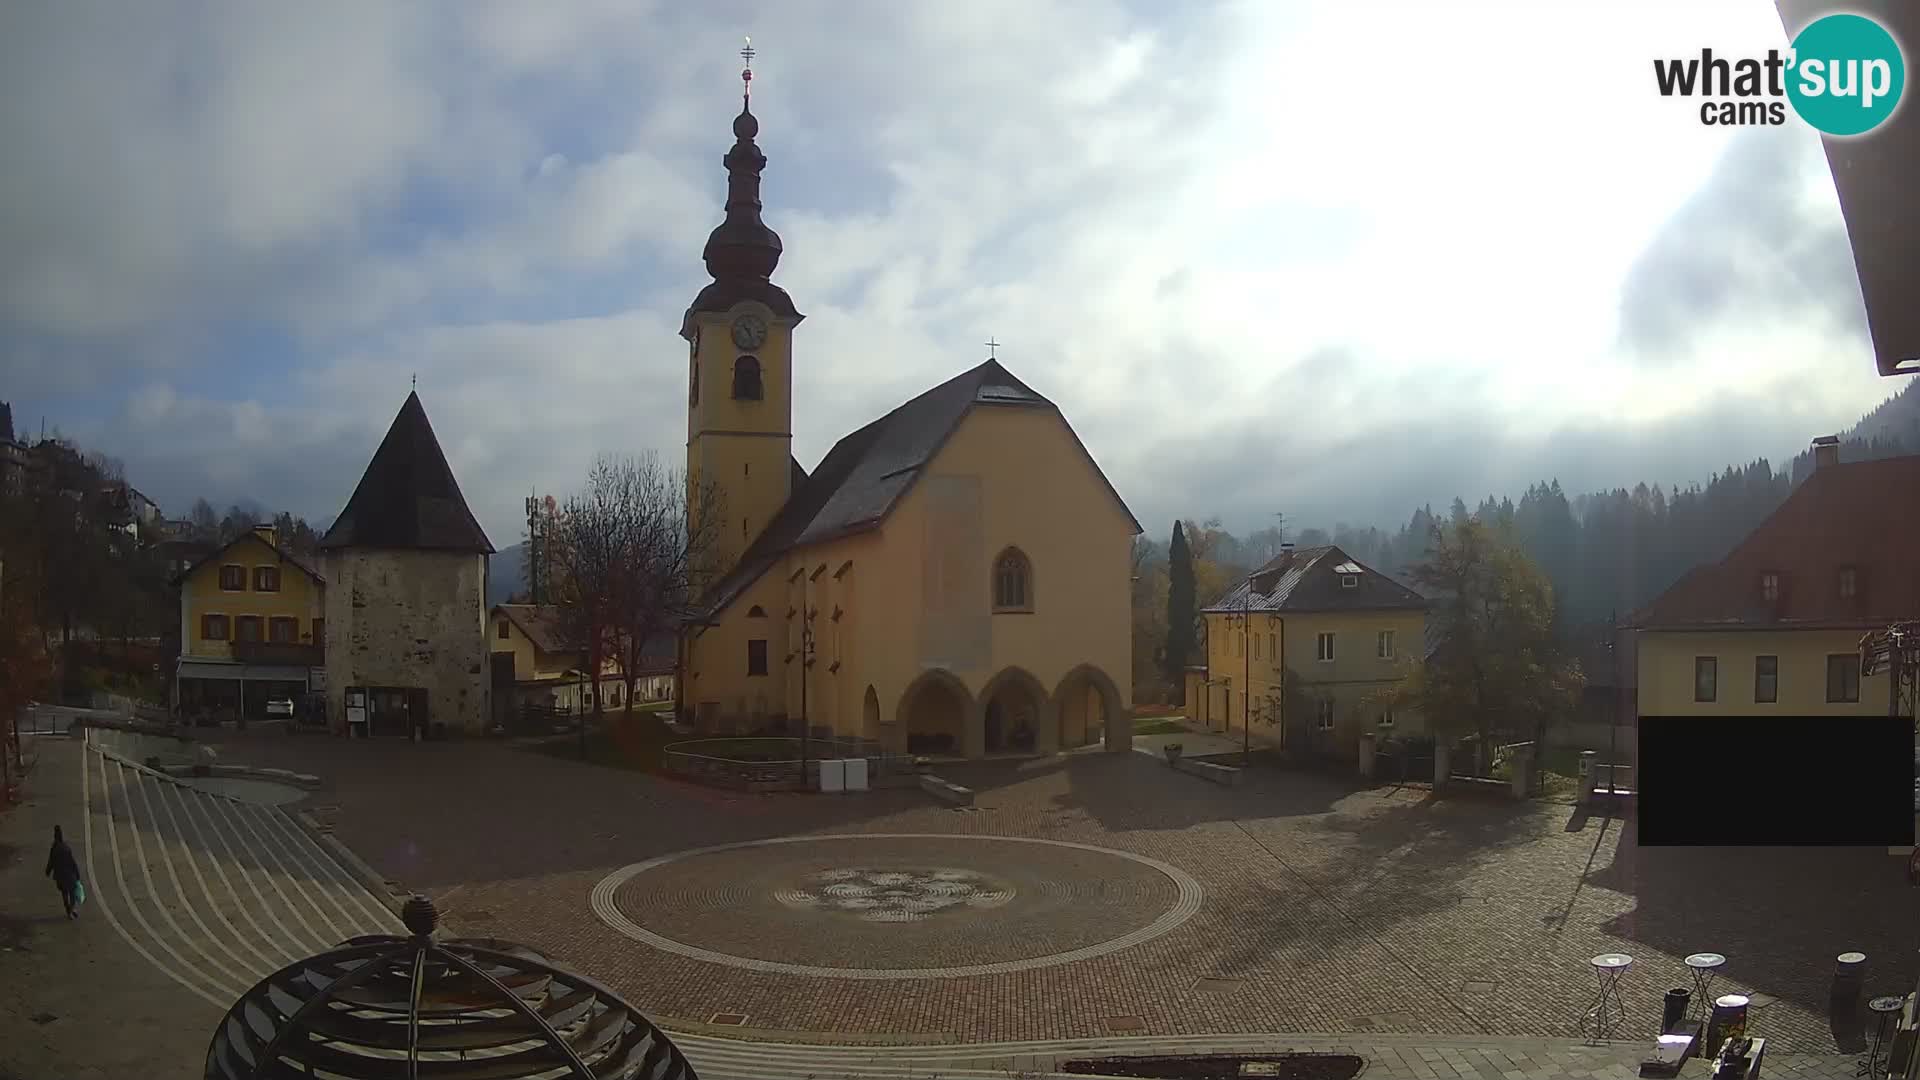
[319,392,495,554]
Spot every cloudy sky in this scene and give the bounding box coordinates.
[0,0,1898,545]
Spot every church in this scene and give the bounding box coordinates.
[677,62,1139,759]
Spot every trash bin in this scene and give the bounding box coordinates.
[1663,987,1691,1033]
[1705,993,1749,1056]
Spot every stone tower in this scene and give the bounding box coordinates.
[318,392,495,736]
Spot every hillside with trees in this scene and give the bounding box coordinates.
[1131,379,1920,701]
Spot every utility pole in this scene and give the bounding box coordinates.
[1608,610,1619,769]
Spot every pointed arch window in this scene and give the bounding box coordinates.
[992,547,1033,613]
[732,355,763,400]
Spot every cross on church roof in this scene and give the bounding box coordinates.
[741,36,754,99]
[984,337,1001,359]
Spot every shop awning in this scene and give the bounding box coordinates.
[176,660,317,683]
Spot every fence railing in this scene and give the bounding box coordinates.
[662,736,915,789]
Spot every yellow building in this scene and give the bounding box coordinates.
[173,524,326,718]
[1189,545,1429,757]
[1631,440,1918,719]
[677,82,1138,758]
[489,603,674,718]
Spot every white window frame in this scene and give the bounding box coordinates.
[1377,708,1395,728]
[1341,574,1359,589]
[1377,629,1395,660]
[1316,632,1336,663]
[1316,699,1336,730]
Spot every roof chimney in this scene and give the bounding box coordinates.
[1811,434,1840,471]
[251,523,277,548]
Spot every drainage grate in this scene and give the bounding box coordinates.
[1191,977,1246,994]
[708,1012,748,1026]
[1747,992,1777,1008]
[1463,980,1496,993]
[1103,1015,1148,1032]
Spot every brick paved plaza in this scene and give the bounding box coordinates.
[208,731,1916,1055]
[0,727,1908,1078]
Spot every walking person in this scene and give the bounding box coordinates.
[45,825,83,919]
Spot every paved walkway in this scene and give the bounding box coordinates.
[1131,716,1255,758]
[0,730,1892,1079]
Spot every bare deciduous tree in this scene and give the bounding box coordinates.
[608,455,725,715]
[550,454,726,728]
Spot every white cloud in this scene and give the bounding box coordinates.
[0,0,1895,547]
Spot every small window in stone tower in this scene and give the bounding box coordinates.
[732,355,763,400]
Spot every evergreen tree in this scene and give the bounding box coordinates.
[1164,520,1196,697]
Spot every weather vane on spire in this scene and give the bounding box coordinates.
[741,36,755,102]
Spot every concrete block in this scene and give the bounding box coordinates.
[918,774,974,806]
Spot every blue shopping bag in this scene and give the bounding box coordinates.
[73,880,85,907]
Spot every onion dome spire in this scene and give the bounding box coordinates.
[702,36,783,283]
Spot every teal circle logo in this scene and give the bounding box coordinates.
[1787,13,1906,136]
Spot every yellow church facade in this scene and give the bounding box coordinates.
[675,79,1137,759]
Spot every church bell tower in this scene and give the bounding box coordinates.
[683,40,804,574]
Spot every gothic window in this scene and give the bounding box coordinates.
[732,355,763,400]
[993,547,1032,612]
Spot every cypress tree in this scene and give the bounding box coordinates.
[1165,520,1196,699]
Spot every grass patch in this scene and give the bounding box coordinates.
[1133,718,1189,735]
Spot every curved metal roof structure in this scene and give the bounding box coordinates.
[204,897,696,1080]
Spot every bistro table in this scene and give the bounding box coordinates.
[1685,952,1728,1020]
[1582,953,1634,1042]
[1861,995,1906,1078]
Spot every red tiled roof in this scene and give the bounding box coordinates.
[1631,454,1920,629]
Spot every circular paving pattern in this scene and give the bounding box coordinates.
[590,833,1204,979]
[772,867,1017,922]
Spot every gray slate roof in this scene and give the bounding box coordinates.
[319,392,495,554]
[1203,545,1428,615]
[697,358,1140,619]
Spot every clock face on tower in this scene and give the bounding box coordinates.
[730,313,768,350]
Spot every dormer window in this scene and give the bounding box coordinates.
[1837,565,1859,600]
[1759,572,1781,603]
[732,355,763,400]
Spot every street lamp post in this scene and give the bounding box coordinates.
[789,567,817,787]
